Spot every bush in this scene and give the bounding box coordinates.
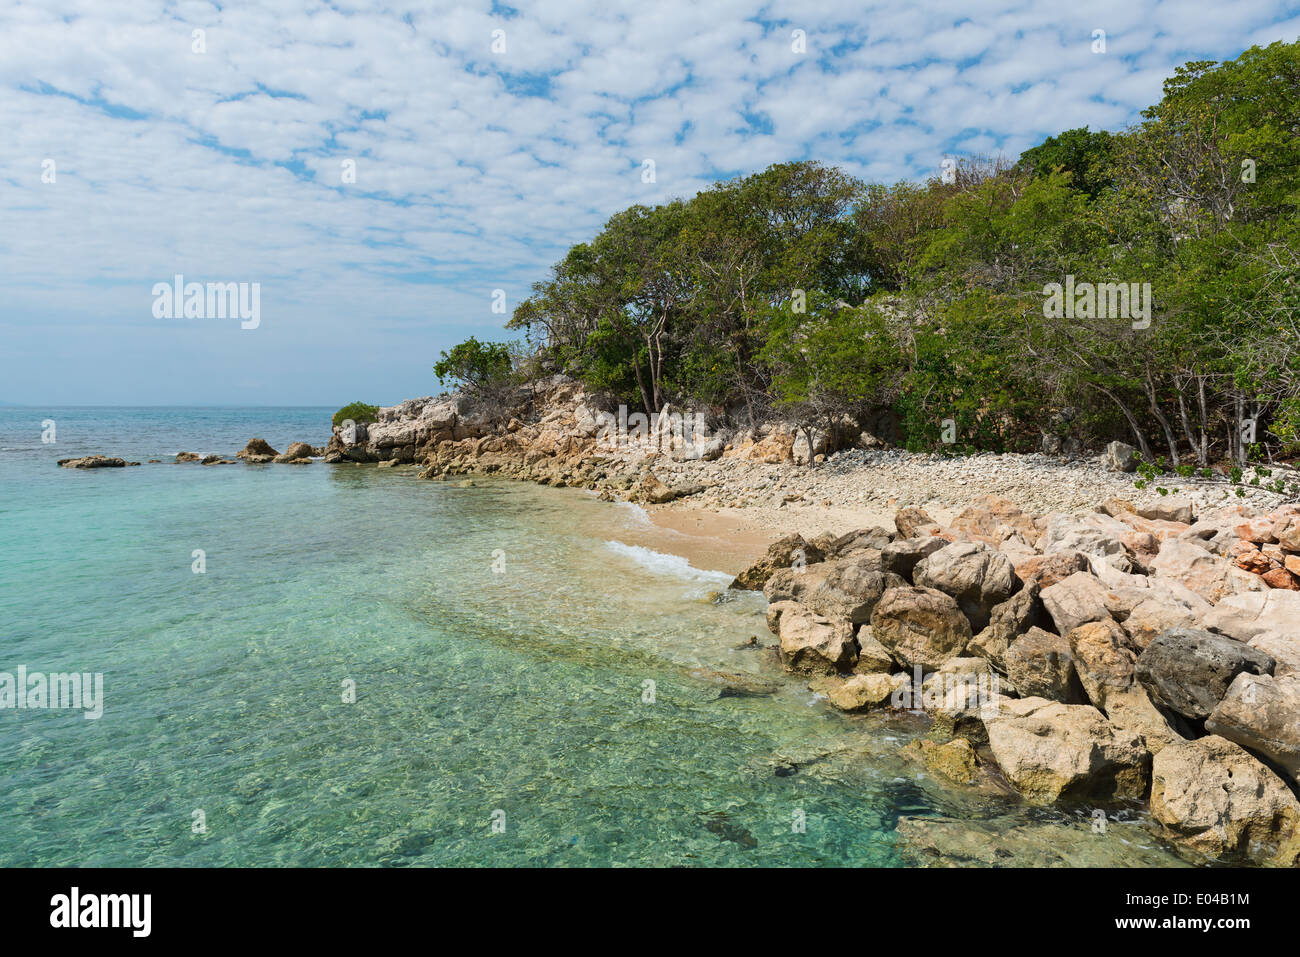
[434,337,515,392]
[332,402,379,428]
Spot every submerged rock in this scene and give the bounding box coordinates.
[57,456,140,468]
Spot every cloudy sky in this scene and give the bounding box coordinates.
[3,0,1298,405]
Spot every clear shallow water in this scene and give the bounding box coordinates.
[0,408,1190,866]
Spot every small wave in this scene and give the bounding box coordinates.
[613,501,653,527]
[603,540,733,587]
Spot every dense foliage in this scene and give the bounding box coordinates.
[474,41,1300,467]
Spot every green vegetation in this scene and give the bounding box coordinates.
[433,336,516,393]
[332,402,379,428]
[479,41,1300,467]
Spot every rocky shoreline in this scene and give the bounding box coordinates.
[60,378,1300,865]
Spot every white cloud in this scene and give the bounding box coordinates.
[0,0,1296,403]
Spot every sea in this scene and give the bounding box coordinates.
[0,407,1190,866]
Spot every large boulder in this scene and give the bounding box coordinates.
[984,697,1152,804]
[801,553,887,625]
[1137,497,1195,525]
[1036,512,1131,566]
[1106,441,1138,472]
[880,535,946,581]
[1206,674,1300,783]
[1069,619,1180,753]
[1150,539,1234,604]
[1003,627,1085,703]
[1014,550,1090,589]
[1135,628,1275,721]
[1040,571,1111,635]
[1205,590,1300,642]
[967,581,1049,672]
[732,534,825,590]
[236,438,279,463]
[913,541,1020,632]
[776,607,858,675]
[1150,736,1300,866]
[870,587,972,671]
[947,495,1039,546]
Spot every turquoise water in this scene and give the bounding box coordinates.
[0,408,1188,866]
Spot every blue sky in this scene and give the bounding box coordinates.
[2,0,1299,406]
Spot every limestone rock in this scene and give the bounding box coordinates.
[984,697,1152,804]
[870,586,972,671]
[1150,735,1300,866]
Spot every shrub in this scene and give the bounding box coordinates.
[332,402,379,428]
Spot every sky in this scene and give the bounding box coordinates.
[2,0,1299,406]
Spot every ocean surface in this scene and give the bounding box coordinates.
[0,407,1191,866]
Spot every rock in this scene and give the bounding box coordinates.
[1206,674,1300,783]
[1150,735,1300,866]
[870,587,972,671]
[1069,619,1180,752]
[1151,539,1235,604]
[915,737,979,784]
[852,626,896,673]
[731,535,825,591]
[967,581,1048,672]
[1106,440,1138,472]
[746,428,794,463]
[913,541,1020,632]
[200,455,236,465]
[56,456,140,468]
[948,495,1038,546]
[1121,595,1201,650]
[1135,628,1275,721]
[894,506,941,538]
[1014,550,1090,589]
[1250,631,1300,679]
[776,607,858,675]
[1137,497,1195,525]
[1040,571,1110,635]
[1004,626,1085,703]
[1205,590,1300,642]
[236,438,279,463]
[273,442,315,464]
[802,553,887,625]
[174,451,200,463]
[829,527,895,556]
[688,667,779,699]
[880,535,946,581]
[809,672,908,711]
[1036,512,1131,566]
[638,472,677,504]
[984,697,1152,804]
[765,599,801,635]
[1068,619,1138,706]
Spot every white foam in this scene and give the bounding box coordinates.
[602,540,733,587]
[613,501,653,527]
